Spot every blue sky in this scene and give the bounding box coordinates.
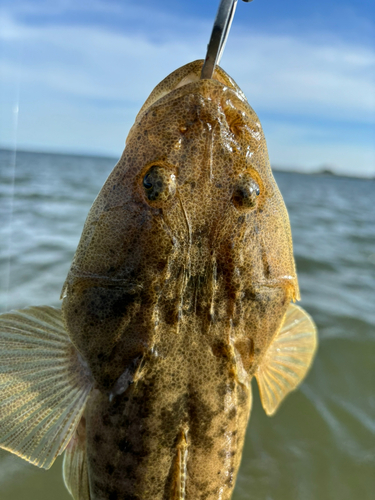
[1,0,374,176]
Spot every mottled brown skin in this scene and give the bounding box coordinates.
[61,60,299,500]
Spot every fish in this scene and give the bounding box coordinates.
[0,60,317,500]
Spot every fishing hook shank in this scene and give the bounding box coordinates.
[201,0,253,80]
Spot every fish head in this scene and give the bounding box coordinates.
[62,60,299,387]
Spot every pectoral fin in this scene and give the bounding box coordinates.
[255,303,317,416]
[0,306,93,469]
[63,416,90,500]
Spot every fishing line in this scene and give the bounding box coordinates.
[3,45,22,313]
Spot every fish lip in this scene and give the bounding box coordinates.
[133,59,247,122]
[135,81,228,123]
[144,79,247,116]
[127,79,252,148]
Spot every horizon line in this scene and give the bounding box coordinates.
[0,146,373,181]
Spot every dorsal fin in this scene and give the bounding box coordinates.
[255,303,317,416]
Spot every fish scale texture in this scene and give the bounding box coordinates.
[59,60,300,499]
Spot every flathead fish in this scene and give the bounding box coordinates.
[0,60,317,500]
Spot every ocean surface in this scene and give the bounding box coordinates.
[0,149,374,499]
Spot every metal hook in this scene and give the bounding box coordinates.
[201,0,253,80]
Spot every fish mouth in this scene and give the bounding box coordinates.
[134,59,248,122]
[126,60,256,150]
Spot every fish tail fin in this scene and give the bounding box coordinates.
[255,303,318,416]
[0,306,93,469]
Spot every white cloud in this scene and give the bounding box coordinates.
[224,33,375,124]
[0,14,202,100]
[0,6,374,176]
[265,121,375,178]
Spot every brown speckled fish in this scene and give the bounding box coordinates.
[0,60,317,500]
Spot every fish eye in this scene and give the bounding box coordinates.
[142,165,176,203]
[232,175,260,209]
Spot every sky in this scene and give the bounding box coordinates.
[1,0,374,177]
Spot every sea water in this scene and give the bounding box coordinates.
[0,149,374,500]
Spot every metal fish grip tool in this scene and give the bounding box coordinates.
[201,0,253,80]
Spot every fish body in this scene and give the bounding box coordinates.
[0,61,317,500]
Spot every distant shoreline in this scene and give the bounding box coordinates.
[0,147,373,181]
[272,166,375,181]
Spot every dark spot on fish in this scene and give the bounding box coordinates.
[102,374,115,390]
[118,437,129,452]
[102,414,111,426]
[125,463,137,479]
[216,425,227,437]
[108,491,118,500]
[228,407,237,420]
[162,301,179,325]
[187,389,217,450]
[211,340,230,359]
[201,491,212,500]
[105,463,115,475]
[159,394,187,446]
[112,293,138,317]
[218,449,237,459]
[156,260,166,271]
[243,289,257,302]
[192,479,210,498]
[93,433,102,445]
[108,396,122,416]
[93,480,108,493]
[84,287,140,323]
